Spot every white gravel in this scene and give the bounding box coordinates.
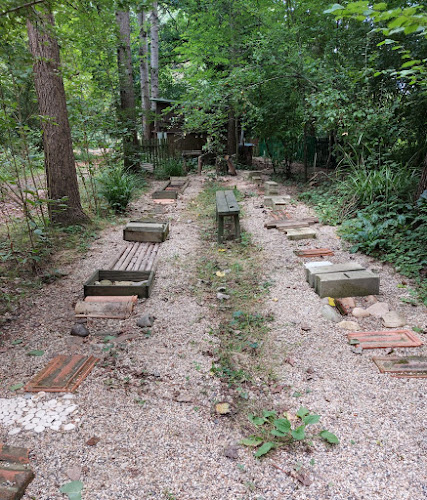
[0,173,425,499]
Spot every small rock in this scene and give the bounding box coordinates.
[136,315,155,328]
[320,305,341,323]
[217,286,227,292]
[337,320,360,331]
[86,436,100,446]
[63,423,76,431]
[365,295,378,306]
[383,311,406,328]
[350,346,363,355]
[352,307,370,318]
[71,323,89,338]
[99,279,113,285]
[300,324,311,331]
[366,302,389,318]
[8,427,21,435]
[224,445,239,460]
[215,402,231,415]
[66,466,82,481]
[285,357,296,366]
[217,293,230,301]
[34,425,45,433]
[175,394,192,403]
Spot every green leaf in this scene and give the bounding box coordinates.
[291,425,306,440]
[324,4,345,14]
[320,430,340,444]
[262,410,277,419]
[296,407,310,418]
[9,383,24,391]
[240,436,263,447]
[274,418,291,433]
[11,339,23,345]
[254,441,275,458]
[303,414,320,425]
[27,350,45,356]
[270,429,286,437]
[373,3,387,10]
[248,414,266,426]
[377,38,396,46]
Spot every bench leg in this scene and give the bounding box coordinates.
[234,215,241,241]
[218,215,224,244]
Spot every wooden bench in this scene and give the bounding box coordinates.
[216,190,240,244]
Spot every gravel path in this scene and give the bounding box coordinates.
[0,173,426,500]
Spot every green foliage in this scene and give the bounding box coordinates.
[242,407,339,457]
[60,480,84,500]
[98,166,136,213]
[155,158,184,180]
[301,174,427,303]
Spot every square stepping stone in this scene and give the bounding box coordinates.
[286,227,317,240]
[0,444,33,500]
[372,356,427,377]
[348,330,422,349]
[316,270,379,298]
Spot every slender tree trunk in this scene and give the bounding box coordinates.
[116,10,138,171]
[415,153,427,200]
[27,9,88,225]
[150,1,159,131]
[227,108,237,156]
[138,10,151,141]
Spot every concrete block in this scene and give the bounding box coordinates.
[316,270,380,298]
[273,196,291,209]
[264,181,279,195]
[304,261,333,282]
[307,262,365,287]
[286,227,317,240]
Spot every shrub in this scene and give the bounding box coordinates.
[98,166,135,213]
[155,158,184,179]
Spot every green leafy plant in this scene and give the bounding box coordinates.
[241,407,339,457]
[98,166,136,213]
[155,158,184,180]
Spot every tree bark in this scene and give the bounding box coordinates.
[227,108,237,156]
[150,1,159,123]
[116,10,138,171]
[27,9,88,225]
[138,10,151,141]
[415,153,427,200]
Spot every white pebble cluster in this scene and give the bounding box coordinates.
[0,392,79,435]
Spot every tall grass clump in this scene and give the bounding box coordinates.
[98,165,136,213]
[155,158,184,180]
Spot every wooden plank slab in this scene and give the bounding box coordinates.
[295,248,334,257]
[25,355,99,393]
[347,330,423,349]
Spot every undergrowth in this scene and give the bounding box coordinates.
[300,165,427,304]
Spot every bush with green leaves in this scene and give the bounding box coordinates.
[98,166,136,213]
[241,407,339,458]
[155,158,184,180]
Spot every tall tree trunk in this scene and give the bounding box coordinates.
[415,153,427,200]
[116,10,138,171]
[150,1,159,131]
[227,108,237,156]
[138,10,151,141]
[27,9,88,225]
